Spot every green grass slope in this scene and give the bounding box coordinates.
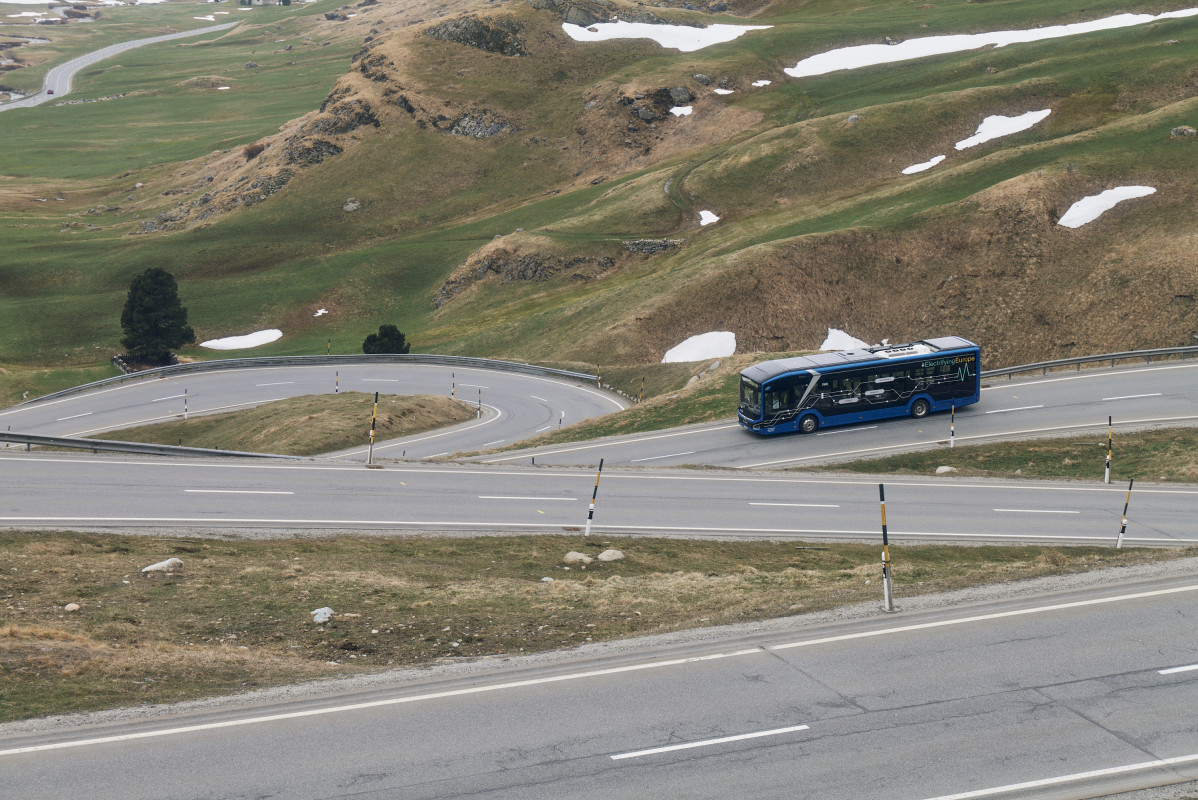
[1,0,1196,397]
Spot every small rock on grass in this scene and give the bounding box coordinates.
[935,466,958,475]
[564,551,593,565]
[597,549,624,562]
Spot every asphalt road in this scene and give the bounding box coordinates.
[0,22,239,112]
[479,362,1198,468]
[1,363,627,460]
[4,572,1197,799]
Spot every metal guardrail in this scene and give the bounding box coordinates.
[19,354,601,407]
[0,431,300,460]
[980,346,1198,379]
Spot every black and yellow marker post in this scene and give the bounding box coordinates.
[879,483,895,612]
[367,391,379,465]
[477,389,482,418]
[1116,478,1134,549]
[583,458,605,537]
[1104,416,1113,484]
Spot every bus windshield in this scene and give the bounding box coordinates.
[739,377,761,418]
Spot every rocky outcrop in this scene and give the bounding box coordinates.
[527,0,670,25]
[282,138,343,165]
[424,15,526,56]
[136,169,296,233]
[434,250,616,306]
[446,112,512,138]
[623,239,680,254]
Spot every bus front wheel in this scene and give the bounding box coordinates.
[799,415,819,434]
[910,398,931,419]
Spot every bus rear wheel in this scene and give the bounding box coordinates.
[910,398,931,419]
[799,415,819,434]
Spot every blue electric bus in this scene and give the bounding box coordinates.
[738,336,981,435]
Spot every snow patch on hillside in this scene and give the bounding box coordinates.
[956,110,1050,149]
[200,330,283,350]
[663,331,736,362]
[820,328,868,350]
[699,210,720,226]
[1057,186,1156,228]
[785,9,1198,77]
[562,21,771,53]
[902,155,945,174]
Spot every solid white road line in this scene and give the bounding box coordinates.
[536,426,552,432]
[921,751,1198,800]
[481,424,739,463]
[749,502,840,508]
[531,395,547,402]
[478,496,576,501]
[331,405,501,458]
[984,405,1044,414]
[55,412,91,421]
[611,724,810,760]
[361,379,399,382]
[0,648,763,757]
[631,451,696,463]
[184,490,294,495]
[71,398,286,437]
[255,382,294,387]
[770,583,1198,653]
[460,384,488,389]
[816,426,877,436]
[1159,663,1198,675]
[152,394,185,402]
[739,414,1198,468]
[992,509,1080,514]
[483,440,505,447]
[1104,393,1162,401]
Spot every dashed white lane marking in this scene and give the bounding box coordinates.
[611,724,810,760]
[460,384,488,389]
[921,751,1198,800]
[478,496,576,501]
[749,502,839,508]
[1159,663,1198,675]
[152,395,185,402]
[0,648,762,757]
[984,405,1044,414]
[816,425,877,436]
[536,426,552,432]
[482,440,505,447]
[631,451,695,463]
[255,382,294,387]
[56,412,92,421]
[992,509,1080,514]
[185,490,294,495]
[1104,393,1162,401]
[531,395,547,402]
[361,379,398,382]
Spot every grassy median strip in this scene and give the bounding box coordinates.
[101,392,477,456]
[803,427,1198,483]
[1,531,1188,722]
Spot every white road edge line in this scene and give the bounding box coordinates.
[921,751,1198,800]
[992,509,1080,514]
[531,395,547,402]
[255,382,294,387]
[481,424,739,463]
[151,395,185,402]
[611,724,810,760]
[56,412,92,421]
[1159,663,1198,675]
[984,405,1044,414]
[770,583,1198,653]
[482,440,505,447]
[184,490,294,495]
[630,451,695,463]
[70,398,286,437]
[0,648,763,757]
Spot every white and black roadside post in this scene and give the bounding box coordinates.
[1104,416,1113,484]
[879,483,896,612]
[367,391,379,465]
[335,371,339,394]
[583,458,605,537]
[184,388,188,420]
[1116,478,1134,549]
[950,401,955,448]
[452,372,456,400]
